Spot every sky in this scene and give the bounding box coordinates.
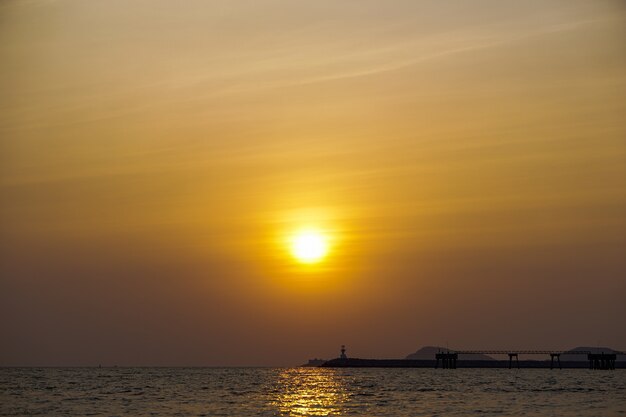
[1,0,625,366]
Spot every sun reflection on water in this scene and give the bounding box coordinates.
[270,368,349,416]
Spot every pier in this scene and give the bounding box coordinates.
[435,352,458,369]
[320,346,625,369]
[588,353,617,370]
[448,350,584,370]
[436,350,625,370]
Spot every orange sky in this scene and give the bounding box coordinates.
[1,0,625,366]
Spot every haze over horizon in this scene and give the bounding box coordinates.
[1,0,625,366]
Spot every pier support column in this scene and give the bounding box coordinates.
[435,353,458,369]
[508,353,519,369]
[587,353,616,370]
[550,354,561,370]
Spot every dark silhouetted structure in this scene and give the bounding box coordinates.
[588,353,616,370]
[320,347,625,369]
[449,350,590,370]
[340,345,347,360]
[550,353,561,369]
[435,352,458,369]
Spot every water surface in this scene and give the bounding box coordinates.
[1,367,625,416]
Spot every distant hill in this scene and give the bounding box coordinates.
[561,346,621,361]
[405,346,495,361]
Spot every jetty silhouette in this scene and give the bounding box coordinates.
[319,346,624,370]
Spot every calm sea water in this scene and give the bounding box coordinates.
[1,367,625,416]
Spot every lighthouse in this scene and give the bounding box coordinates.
[340,345,347,359]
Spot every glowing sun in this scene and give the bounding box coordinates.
[290,230,329,263]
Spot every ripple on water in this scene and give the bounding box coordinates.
[1,368,625,416]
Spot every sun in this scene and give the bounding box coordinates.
[290,230,329,264]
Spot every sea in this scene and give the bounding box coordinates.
[1,367,625,416]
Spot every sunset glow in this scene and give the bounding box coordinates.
[1,0,625,369]
[290,230,329,264]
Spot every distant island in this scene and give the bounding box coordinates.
[304,346,624,369]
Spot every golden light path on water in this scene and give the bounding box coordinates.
[270,368,348,416]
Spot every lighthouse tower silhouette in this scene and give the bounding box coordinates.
[340,345,347,359]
